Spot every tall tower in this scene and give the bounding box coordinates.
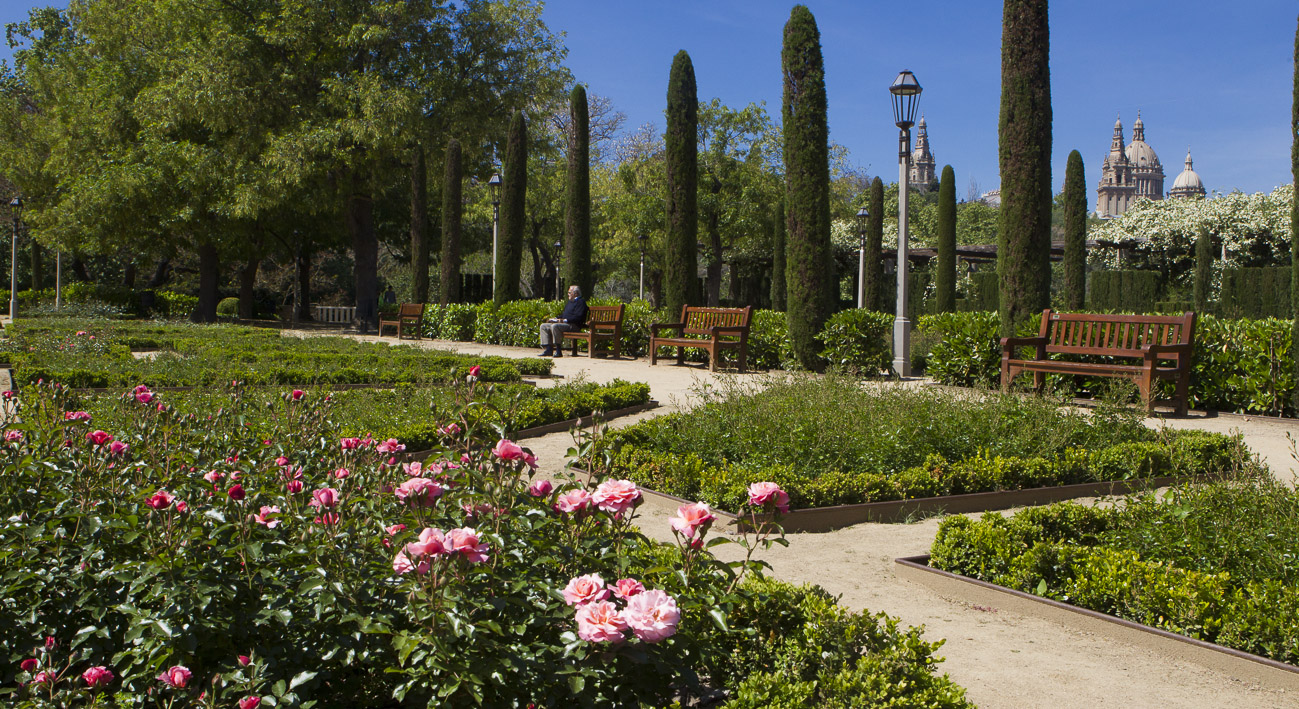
[1096,114,1136,217]
[1125,112,1165,201]
[909,115,936,189]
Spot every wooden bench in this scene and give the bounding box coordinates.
[650,305,752,373]
[562,304,625,358]
[1000,309,1197,415]
[379,303,425,339]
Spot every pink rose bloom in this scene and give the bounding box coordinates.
[314,512,339,526]
[82,665,114,688]
[108,441,130,456]
[623,589,681,643]
[227,484,246,501]
[334,468,350,479]
[522,451,539,470]
[670,502,716,539]
[613,578,645,600]
[405,527,447,558]
[554,489,593,515]
[592,479,641,517]
[203,470,225,484]
[385,523,407,535]
[31,670,56,684]
[438,423,461,437]
[747,482,791,513]
[291,389,305,401]
[63,411,92,422]
[562,574,610,606]
[76,330,87,336]
[86,430,113,446]
[145,489,175,510]
[254,506,281,528]
[402,461,424,477]
[376,438,405,453]
[19,658,37,672]
[492,439,524,461]
[134,385,154,404]
[310,487,339,509]
[395,477,443,506]
[157,665,192,688]
[286,480,304,494]
[339,437,361,450]
[238,655,251,667]
[274,456,289,467]
[391,550,429,576]
[447,527,489,563]
[468,365,482,378]
[5,430,22,442]
[175,501,188,513]
[239,697,262,709]
[575,601,627,644]
[528,479,554,497]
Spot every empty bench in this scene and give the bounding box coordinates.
[650,305,752,373]
[1000,309,1197,415]
[379,303,425,340]
[562,304,625,358]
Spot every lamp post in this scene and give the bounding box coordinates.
[889,70,922,377]
[488,172,502,289]
[553,240,563,300]
[8,197,21,320]
[638,234,648,301]
[856,206,869,309]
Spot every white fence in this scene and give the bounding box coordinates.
[312,305,356,324]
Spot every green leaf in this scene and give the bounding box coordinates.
[289,670,317,690]
[708,608,729,632]
[567,675,585,694]
[1036,578,1048,595]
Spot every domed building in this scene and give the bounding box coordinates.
[1096,112,1167,217]
[909,115,936,189]
[1169,149,1207,199]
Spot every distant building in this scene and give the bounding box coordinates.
[909,115,936,188]
[980,188,1001,207]
[1168,149,1207,199]
[1097,112,1166,217]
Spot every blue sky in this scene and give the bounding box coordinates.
[1,0,1294,210]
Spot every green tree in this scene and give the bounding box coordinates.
[1194,226,1212,313]
[441,138,463,305]
[865,177,885,312]
[564,85,592,297]
[770,200,787,311]
[935,165,957,312]
[1062,150,1087,310]
[665,50,698,315]
[496,110,527,303]
[782,6,834,369]
[997,0,1053,336]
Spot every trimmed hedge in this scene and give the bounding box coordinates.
[1088,270,1161,311]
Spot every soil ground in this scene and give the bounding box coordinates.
[298,331,1299,708]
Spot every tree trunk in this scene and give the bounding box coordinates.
[123,262,137,290]
[71,255,91,282]
[238,256,259,319]
[349,176,379,333]
[440,138,462,305]
[705,204,723,306]
[193,243,219,323]
[30,241,42,291]
[410,144,430,303]
[296,247,313,320]
[147,258,172,288]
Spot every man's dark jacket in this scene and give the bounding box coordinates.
[558,297,588,328]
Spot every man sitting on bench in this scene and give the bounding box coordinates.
[538,285,588,358]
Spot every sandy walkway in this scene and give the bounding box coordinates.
[295,331,1299,708]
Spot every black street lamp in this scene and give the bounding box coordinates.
[856,206,870,308]
[488,172,502,287]
[889,70,922,376]
[553,240,563,300]
[638,234,648,301]
[8,197,21,320]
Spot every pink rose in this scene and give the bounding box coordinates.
[522,451,538,470]
[339,437,361,450]
[86,430,113,446]
[669,502,716,539]
[5,430,23,443]
[562,574,610,606]
[391,550,429,576]
[145,489,175,510]
[291,389,305,401]
[134,385,154,404]
[238,697,261,709]
[76,330,87,336]
[31,670,55,684]
[203,470,225,484]
[238,655,251,667]
[528,479,553,497]
[405,527,447,559]
[286,480,304,494]
[623,589,680,643]
[613,578,645,600]
[402,461,424,477]
[438,423,461,437]
[274,456,289,467]
[395,477,443,506]
[108,441,130,456]
[334,467,350,479]
[376,438,404,453]
[386,523,407,535]
[747,482,790,514]
[254,506,281,528]
[309,487,339,510]
[227,484,246,501]
[592,479,641,517]
[554,489,593,515]
[447,527,489,563]
[468,365,482,378]
[82,665,114,688]
[492,439,524,461]
[314,512,339,526]
[575,600,627,644]
[157,665,192,688]
[63,411,92,422]
[19,658,37,672]
[175,501,188,513]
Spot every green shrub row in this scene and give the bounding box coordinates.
[1088,270,1161,311]
[929,479,1299,666]
[1,285,198,317]
[919,311,1298,416]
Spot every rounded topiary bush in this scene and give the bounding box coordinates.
[216,297,240,318]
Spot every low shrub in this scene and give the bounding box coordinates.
[816,309,893,375]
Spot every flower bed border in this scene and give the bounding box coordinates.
[56,381,538,394]
[630,477,1183,533]
[893,554,1299,691]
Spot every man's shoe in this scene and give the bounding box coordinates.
[539,347,553,357]
[552,351,562,358]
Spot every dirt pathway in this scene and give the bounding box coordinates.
[295,332,1299,708]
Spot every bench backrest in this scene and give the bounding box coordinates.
[398,303,425,318]
[585,304,624,331]
[1037,309,1196,358]
[680,305,752,336]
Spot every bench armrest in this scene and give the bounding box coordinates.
[1142,342,1193,358]
[999,336,1047,352]
[710,326,748,337]
[651,323,684,336]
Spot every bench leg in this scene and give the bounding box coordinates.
[738,341,747,373]
[1000,359,1012,393]
[1137,372,1155,415]
[650,342,658,366]
[1033,371,1045,394]
[676,347,685,365]
[1174,370,1190,416]
[612,337,621,359]
[709,347,718,372]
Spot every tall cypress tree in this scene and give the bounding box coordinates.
[936,165,957,312]
[1062,149,1087,310]
[565,85,592,297]
[770,200,787,311]
[410,145,431,303]
[1292,13,1299,408]
[1194,227,1212,313]
[440,138,462,305]
[665,51,698,316]
[495,111,526,304]
[865,176,884,311]
[997,0,1052,336]
[782,5,834,370]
